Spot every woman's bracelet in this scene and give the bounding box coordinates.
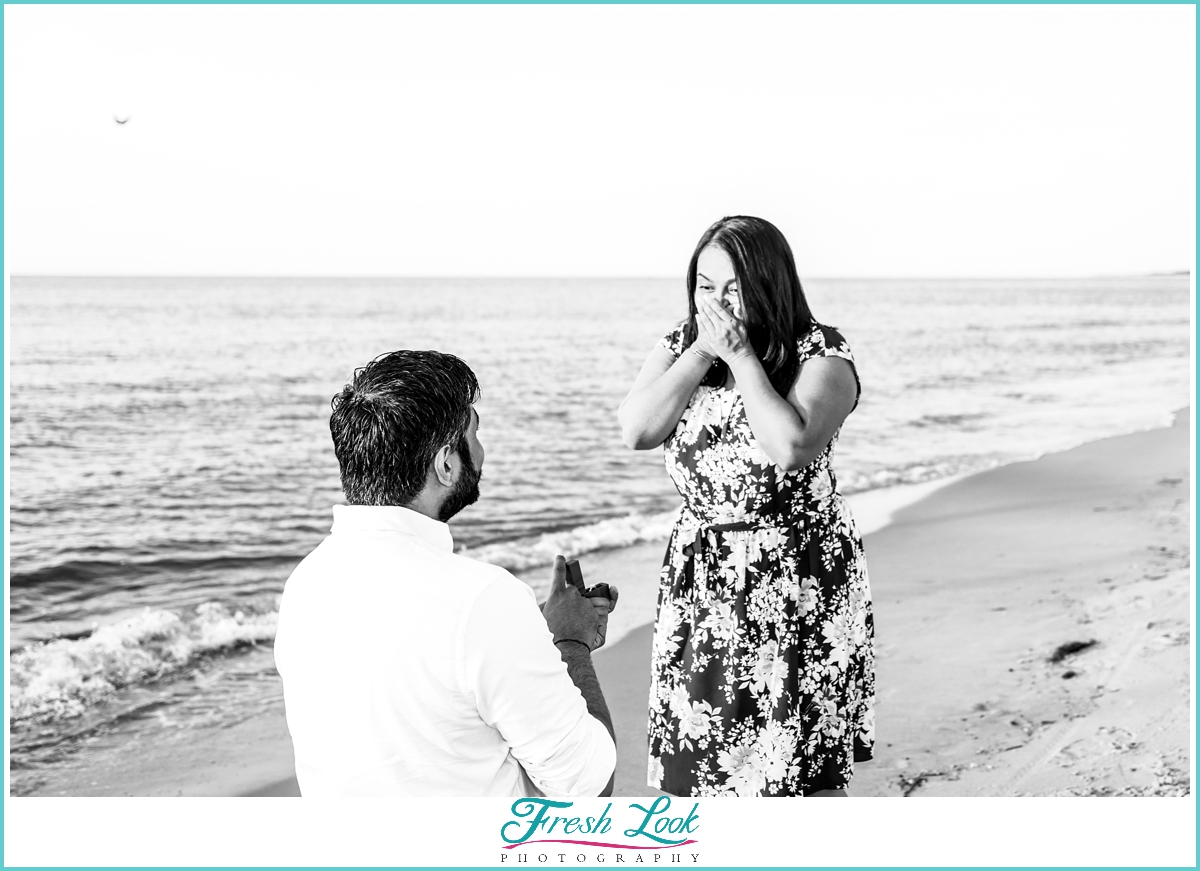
[689,345,716,365]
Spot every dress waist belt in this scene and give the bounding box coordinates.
[682,520,795,557]
[680,515,831,586]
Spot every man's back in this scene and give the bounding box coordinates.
[274,505,614,797]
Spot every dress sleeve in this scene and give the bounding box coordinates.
[800,324,861,410]
[656,322,687,360]
[461,573,616,797]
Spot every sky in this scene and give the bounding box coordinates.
[3,4,1195,278]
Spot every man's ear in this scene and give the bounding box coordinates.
[431,443,456,488]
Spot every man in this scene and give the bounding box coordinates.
[274,350,616,797]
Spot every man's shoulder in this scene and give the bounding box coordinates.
[446,554,537,606]
[282,534,538,617]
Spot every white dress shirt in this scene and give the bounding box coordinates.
[274,504,615,797]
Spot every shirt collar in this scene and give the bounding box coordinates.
[330,504,454,553]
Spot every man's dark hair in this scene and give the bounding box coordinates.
[329,350,479,506]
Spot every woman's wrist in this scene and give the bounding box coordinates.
[724,347,758,372]
[688,345,716,366]
[554,638,591,654]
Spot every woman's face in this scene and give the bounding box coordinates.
[695,245,744,321]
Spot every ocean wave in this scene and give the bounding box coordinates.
[9,602,278,726]
[8,510,677,726]
[838,458,1001,495]
[10,553,302,589]
[459,510,680,571]
[908,413,991,428]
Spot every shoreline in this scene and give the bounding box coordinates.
[14,410,1191,797]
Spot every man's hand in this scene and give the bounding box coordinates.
[543,555,603,651]
[585,585,618,650]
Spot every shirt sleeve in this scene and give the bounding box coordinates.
[801,324,861,411]
[461,573,616,797]
[657,322,687,360]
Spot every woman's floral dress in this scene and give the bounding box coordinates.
[647,322,875,797]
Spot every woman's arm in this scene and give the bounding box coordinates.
[617,340,713,450]
[697,295,858,471]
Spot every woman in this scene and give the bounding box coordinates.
[618,216,874,797]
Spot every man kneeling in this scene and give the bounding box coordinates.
[275,350,616,796]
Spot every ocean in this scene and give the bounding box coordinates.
[7,274,1191,792]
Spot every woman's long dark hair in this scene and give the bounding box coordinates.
[682,215,816,395]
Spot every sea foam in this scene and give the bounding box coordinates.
[458,509,679,571]
[9,602,278,725]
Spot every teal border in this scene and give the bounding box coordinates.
[1,2,1196,870]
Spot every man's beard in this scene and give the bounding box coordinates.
[438,443,481,523]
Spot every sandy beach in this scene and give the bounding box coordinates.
[16,411,1191,798]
